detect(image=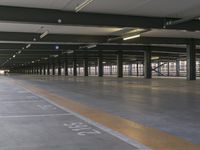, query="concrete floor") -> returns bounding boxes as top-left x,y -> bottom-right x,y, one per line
11,75 -> 200,143
0,76 -> 145,150
1,75 -> 200,149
